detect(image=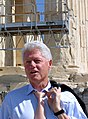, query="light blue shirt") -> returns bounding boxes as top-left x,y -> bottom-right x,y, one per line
0,82 -> 87,119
